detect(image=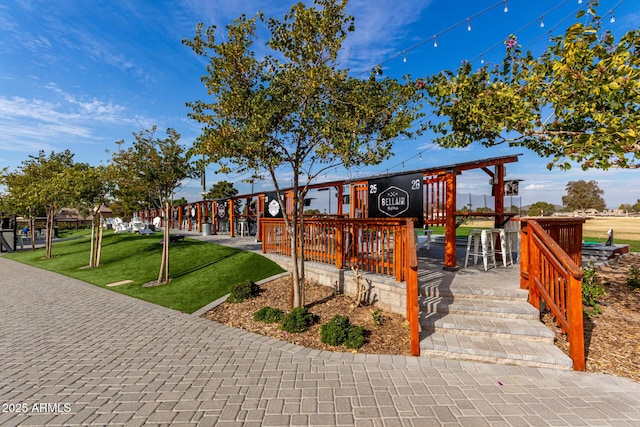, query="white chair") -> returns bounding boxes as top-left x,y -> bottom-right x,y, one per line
237,219 -> 249,237
464,229 -> 497,271
415,229 -> 433,251
492,228 -> 515,266
502,220 -> 521,264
